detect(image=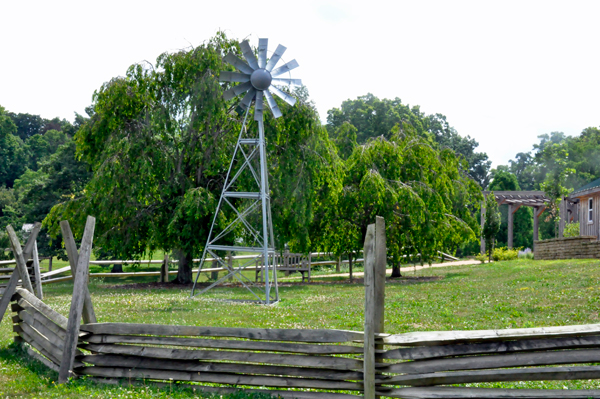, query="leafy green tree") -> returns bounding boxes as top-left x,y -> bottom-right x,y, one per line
539,145 -> 574,238
423,113 -> 491,188
330,121 -> 358,160
24,129 -> 69,170
483,192 -> 501,262
323,124 -> 482,278
0,106 -> 25,188
8,112 -> 77,140
46,33 -> 341,284
8,112 -> 45,140
326,93 -> 426,143
326,94 -> 491,188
